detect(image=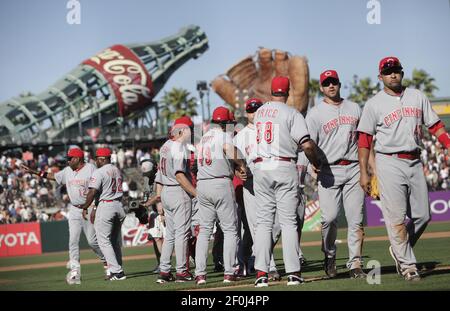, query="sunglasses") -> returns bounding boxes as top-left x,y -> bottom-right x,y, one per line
321,79 -> 339,87
381,67 -> 402,76
246,102 -> 262,113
